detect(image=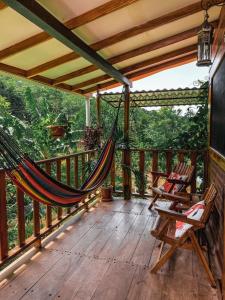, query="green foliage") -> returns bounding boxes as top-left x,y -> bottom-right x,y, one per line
0,73 -> 208,250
